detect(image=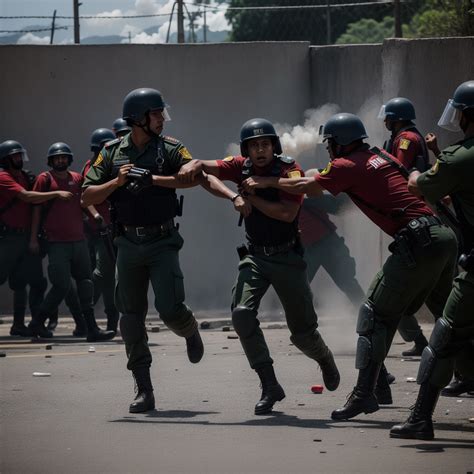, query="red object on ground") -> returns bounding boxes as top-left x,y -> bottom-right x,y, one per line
311,385 -> 324,394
